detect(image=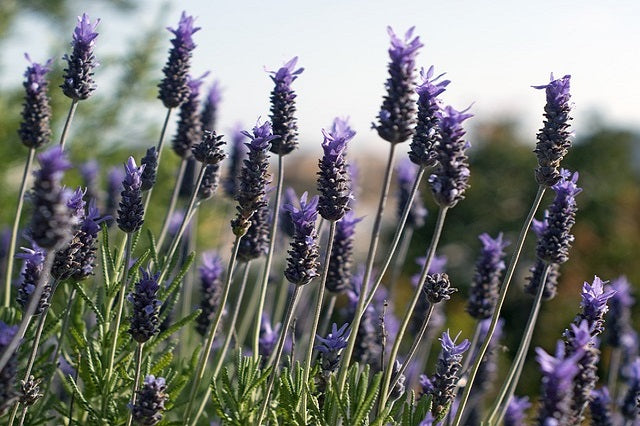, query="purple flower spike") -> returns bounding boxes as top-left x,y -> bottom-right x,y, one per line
16,245 -> 50,315
116,157 -> 145,233
201,80 -> 222,132
196,251 -> 224,336
237,194 -> 270,262
315,323 -> 350,374
268,57 -> 304,156
259,315 -> 281,362
373,27 -> 423,144
606,276 -> 635,348
536,169 -> 581,265
533,74 -> 572,186
61,13 -> 100,100
571,276 -> 615,336
589,387 -> 613,426
70,199 -> 104,280
318,117 -> 355,221
231,121 -> 274,236
409,66 -> 450,167
0,321 -> 19,407
19,54 -> 53,149
158,11 -> 200,108
223,124 -> 247,199
130,375 -> 168,425
396,159 -> 428,228
428,330 -> 470,420
326,211 -> 362,294
192,131 -> 226,166
284,192 -> 320,286
30,147 -> 74,249
621,358 -> 640,421
140,147 -> 158,192
428,105 -> 473,208
504,396 -> 531,426
173,73 -> 207,158
535,341 -> 583,425
424,273 -> 456,304
127,269 -> 161,343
